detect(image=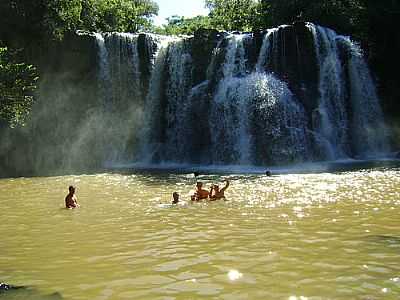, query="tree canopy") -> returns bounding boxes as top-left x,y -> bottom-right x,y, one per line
153,15 -> 212,35
0,0 -> 159,42
205,0 -> 262,31
81,0 -> 158,33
